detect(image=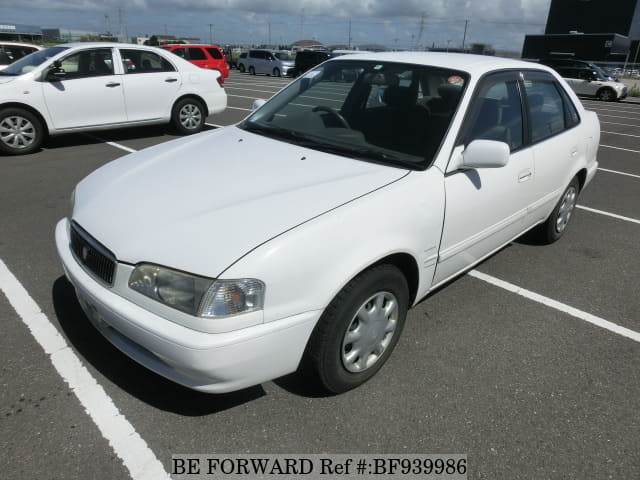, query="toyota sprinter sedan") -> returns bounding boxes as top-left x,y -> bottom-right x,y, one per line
56,53 -> 600,394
